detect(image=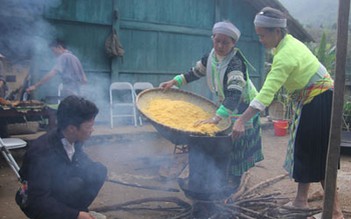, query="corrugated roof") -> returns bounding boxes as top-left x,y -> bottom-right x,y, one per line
244,0 -> 314,42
